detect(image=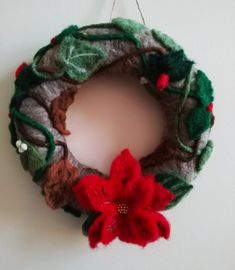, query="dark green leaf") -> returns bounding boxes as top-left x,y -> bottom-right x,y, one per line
155,173 -> 193,209
193,70 -> 214,106
82,212 -> 100,236
149,50 -> 193,82
186,106 -> 211,140
63,205 -> 82,218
